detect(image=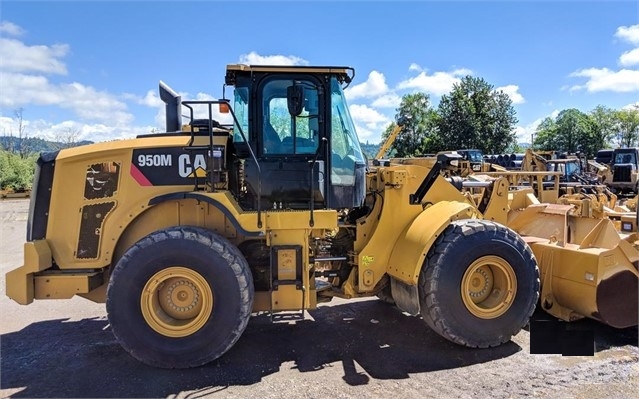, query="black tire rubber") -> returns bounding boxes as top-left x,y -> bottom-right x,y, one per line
106,226 -> 254,368
418,219 -> 539,348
